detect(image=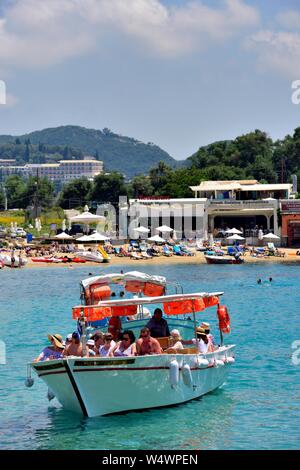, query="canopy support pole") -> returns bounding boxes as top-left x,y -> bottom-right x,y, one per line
80,308 -> 87,356
192,300 -> 197,339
